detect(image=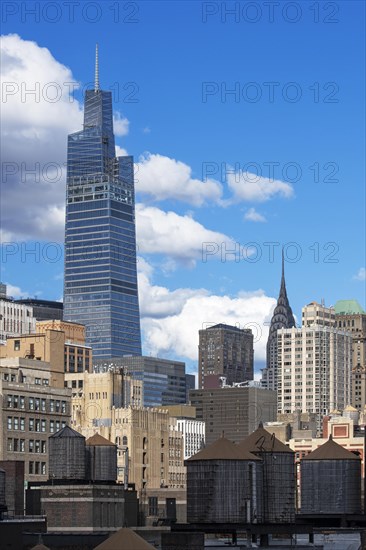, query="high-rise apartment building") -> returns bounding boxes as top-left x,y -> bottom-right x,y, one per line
262,252 -> 296,390
63,46 -> 141,358
335,300 -> 366,410
276,325 -> 352,434
198,323 -> 254,389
